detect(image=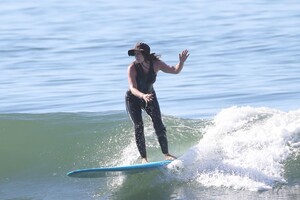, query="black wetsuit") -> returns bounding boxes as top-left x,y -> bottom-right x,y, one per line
125,61 -> 168,158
